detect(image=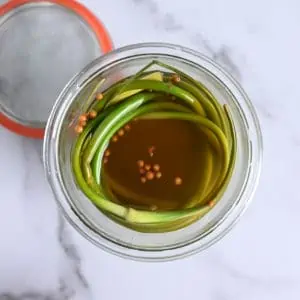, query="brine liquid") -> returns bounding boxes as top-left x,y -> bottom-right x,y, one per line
103,117 -> 220,211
